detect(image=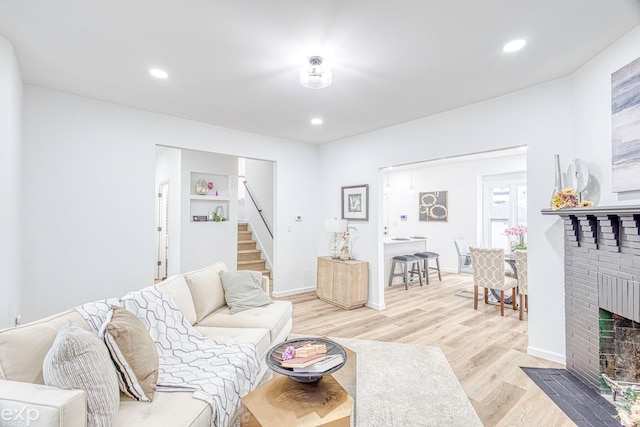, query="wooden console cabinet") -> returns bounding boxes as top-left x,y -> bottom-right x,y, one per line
316,257 -> 369,310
